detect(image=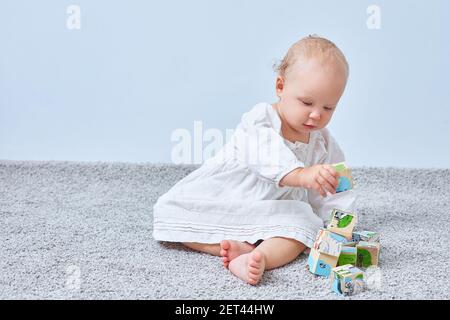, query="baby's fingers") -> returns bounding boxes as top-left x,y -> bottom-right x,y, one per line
323,165 -> 338,179
315,176 -> 332,197
316,175 -> 334,196
314,181 -> 327,198
319,170 -> 338,192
